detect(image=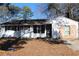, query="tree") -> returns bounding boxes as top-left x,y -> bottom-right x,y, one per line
0,3 -> 10,23
39,4 -> 65,19
0,4 -> 33,23
21,6 -> 33,20
0,3 -> 21,23
39,3 -> 79,21
6,4 -> 20,20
